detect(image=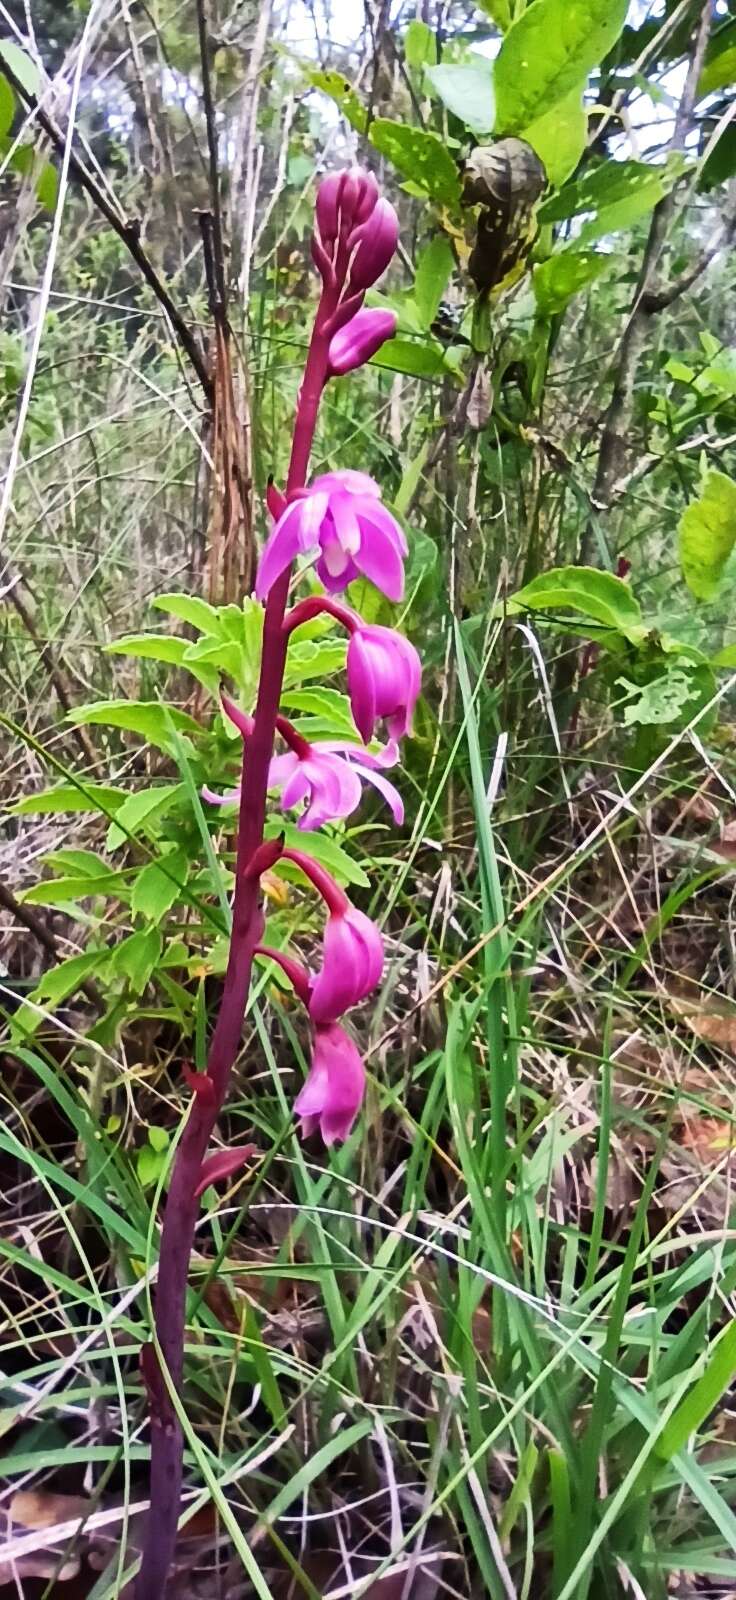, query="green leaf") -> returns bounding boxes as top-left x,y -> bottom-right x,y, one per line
699,22 -> 736,99
282,639 -> 347,688
477,0 -> 511,28
0,41 -> 40,97
679,469 -> 736,601
137,1144 -> 167,1188
106,633 -> 191,666
269,822 -> 369,889
574,159 -> 685,246
35,951 -> 109,1005
21,871 -> 126,907
106,784 -> 184,851
413,236 -> 455,331
151,592 -> 220,633
522,89 -> 587,188
507,566 -> 646,643
0,73 -> 14,138
657,1322 -> 736,1462
131,847 -> 189,922
425,61 -> 495,135
494,0 -> 629,134
36,161 -> 57,212
67,700 -> 201,752
368,120 -> 461,207
369,336 -> 449,380
700,123 -> 736,192
7,782 -> 126,816
405,19 -> 437,69
395,440 -> 430,517
43,848 -> 114,878
112,928 -> 163,995
305,67 -> 367,133
148,1124 -> 169,1153
533,249 -> 607,314
617,670 -> 700,728
540,158 -> 665,224
280,686 -> 357,738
